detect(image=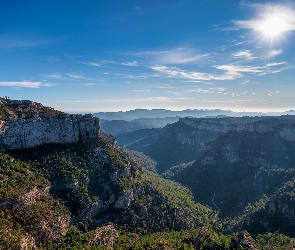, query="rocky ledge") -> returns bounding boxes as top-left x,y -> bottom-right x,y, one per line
0,99 -> 100,150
